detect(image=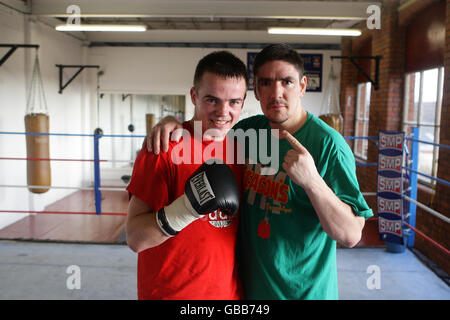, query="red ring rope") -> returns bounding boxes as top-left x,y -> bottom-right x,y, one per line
404,222 -> 450,256
0,157 -> 107,162
1,214 -> 447,255
368,217 -> 449,256
0,210 -> 126,216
